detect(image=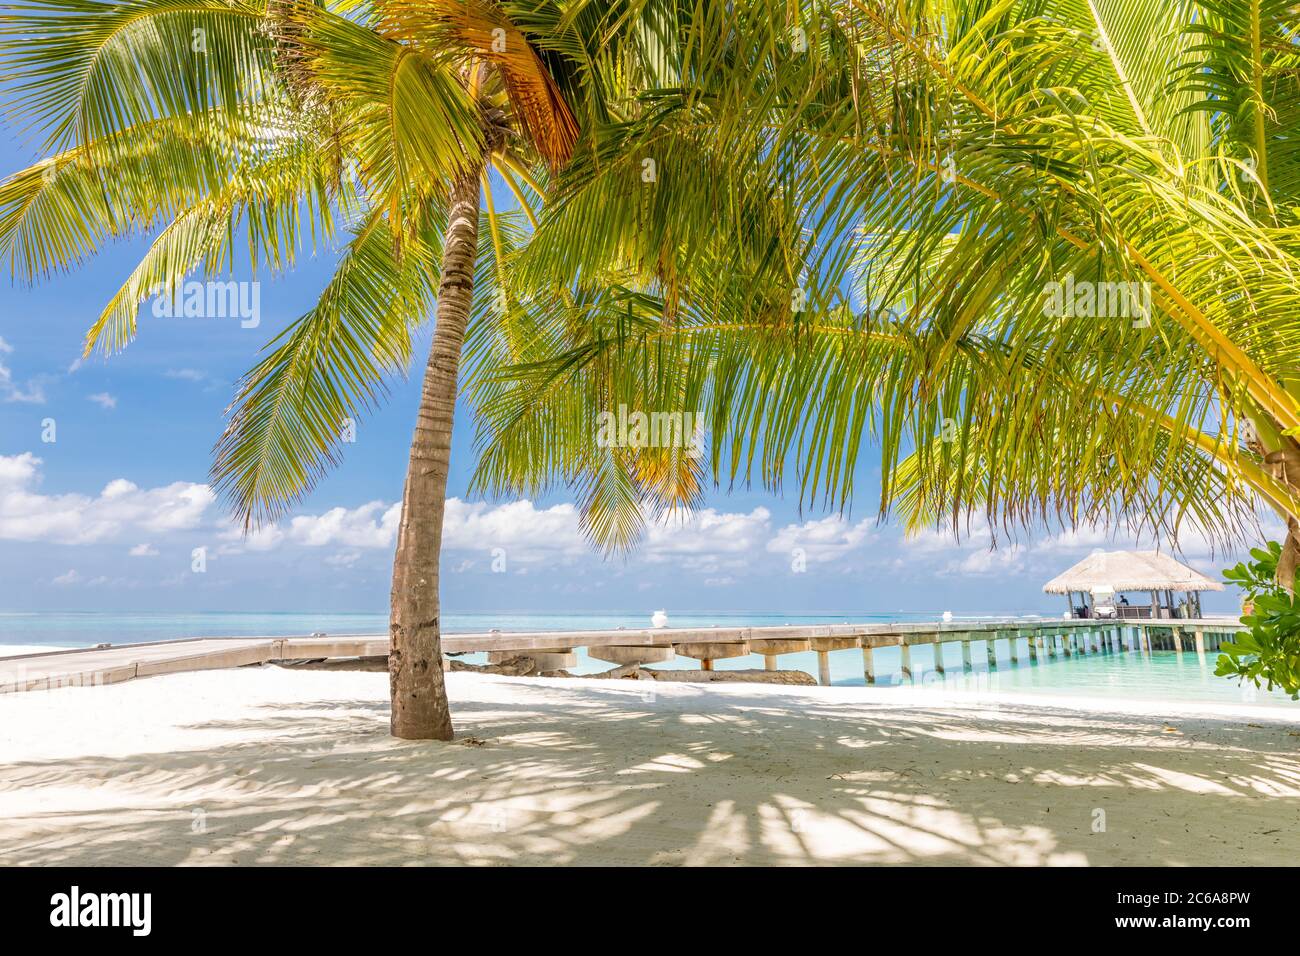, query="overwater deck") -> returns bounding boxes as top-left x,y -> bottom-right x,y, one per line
0,617 -> 1244,694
